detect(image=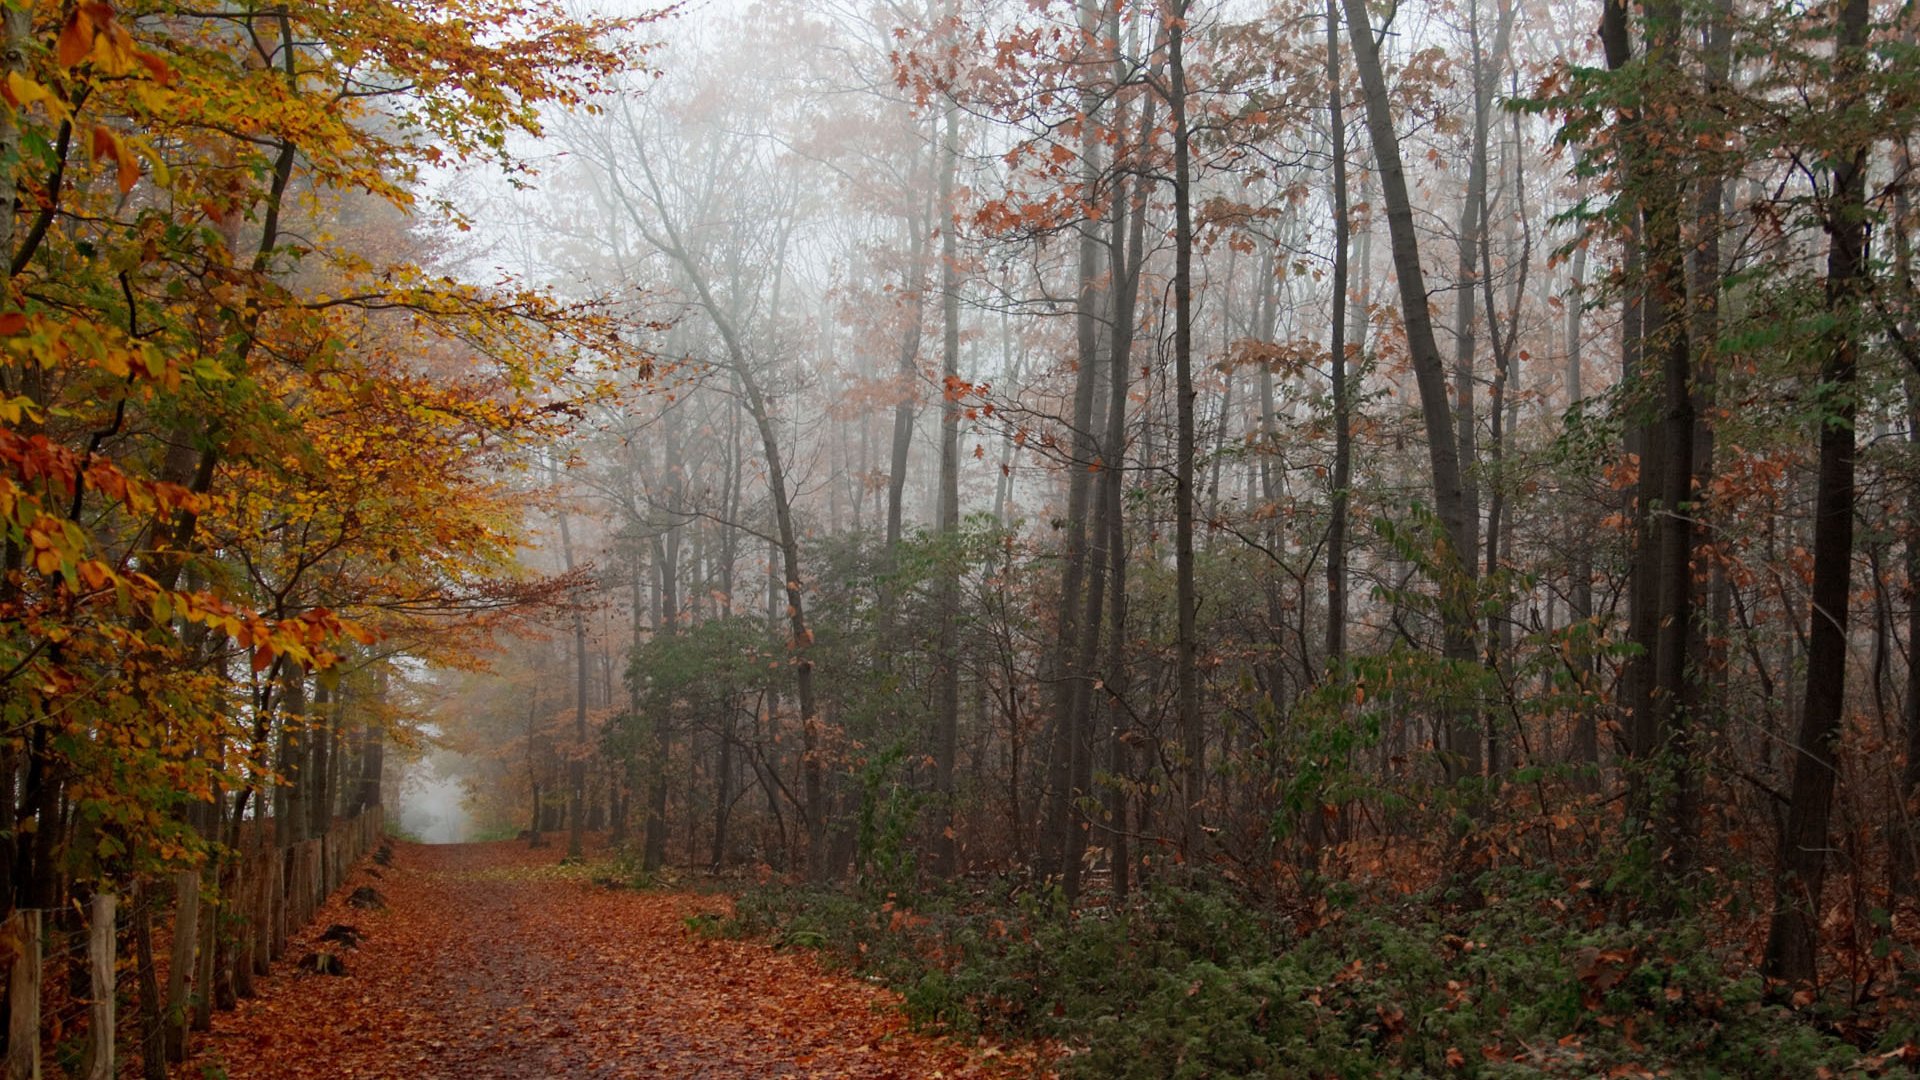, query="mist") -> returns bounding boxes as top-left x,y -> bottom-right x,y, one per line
3,0 -> 1901,1068
424,0 -> 1595,874
412,0 -> 1628,864
397,752 -> 478,845
407,0 -> 1893,1011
